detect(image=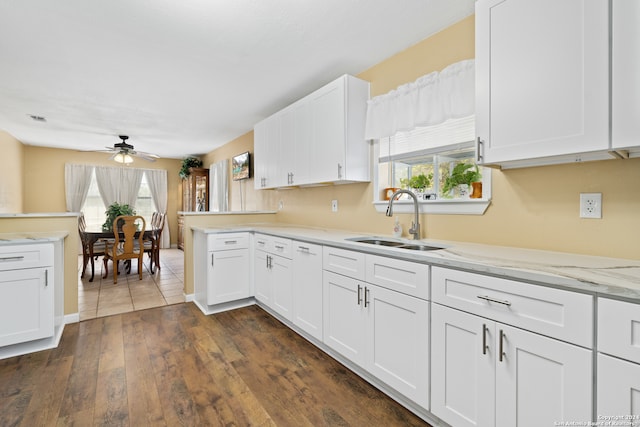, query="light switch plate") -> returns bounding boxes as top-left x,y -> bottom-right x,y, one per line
580,193 -> 602,219
331,200 -> 338,212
